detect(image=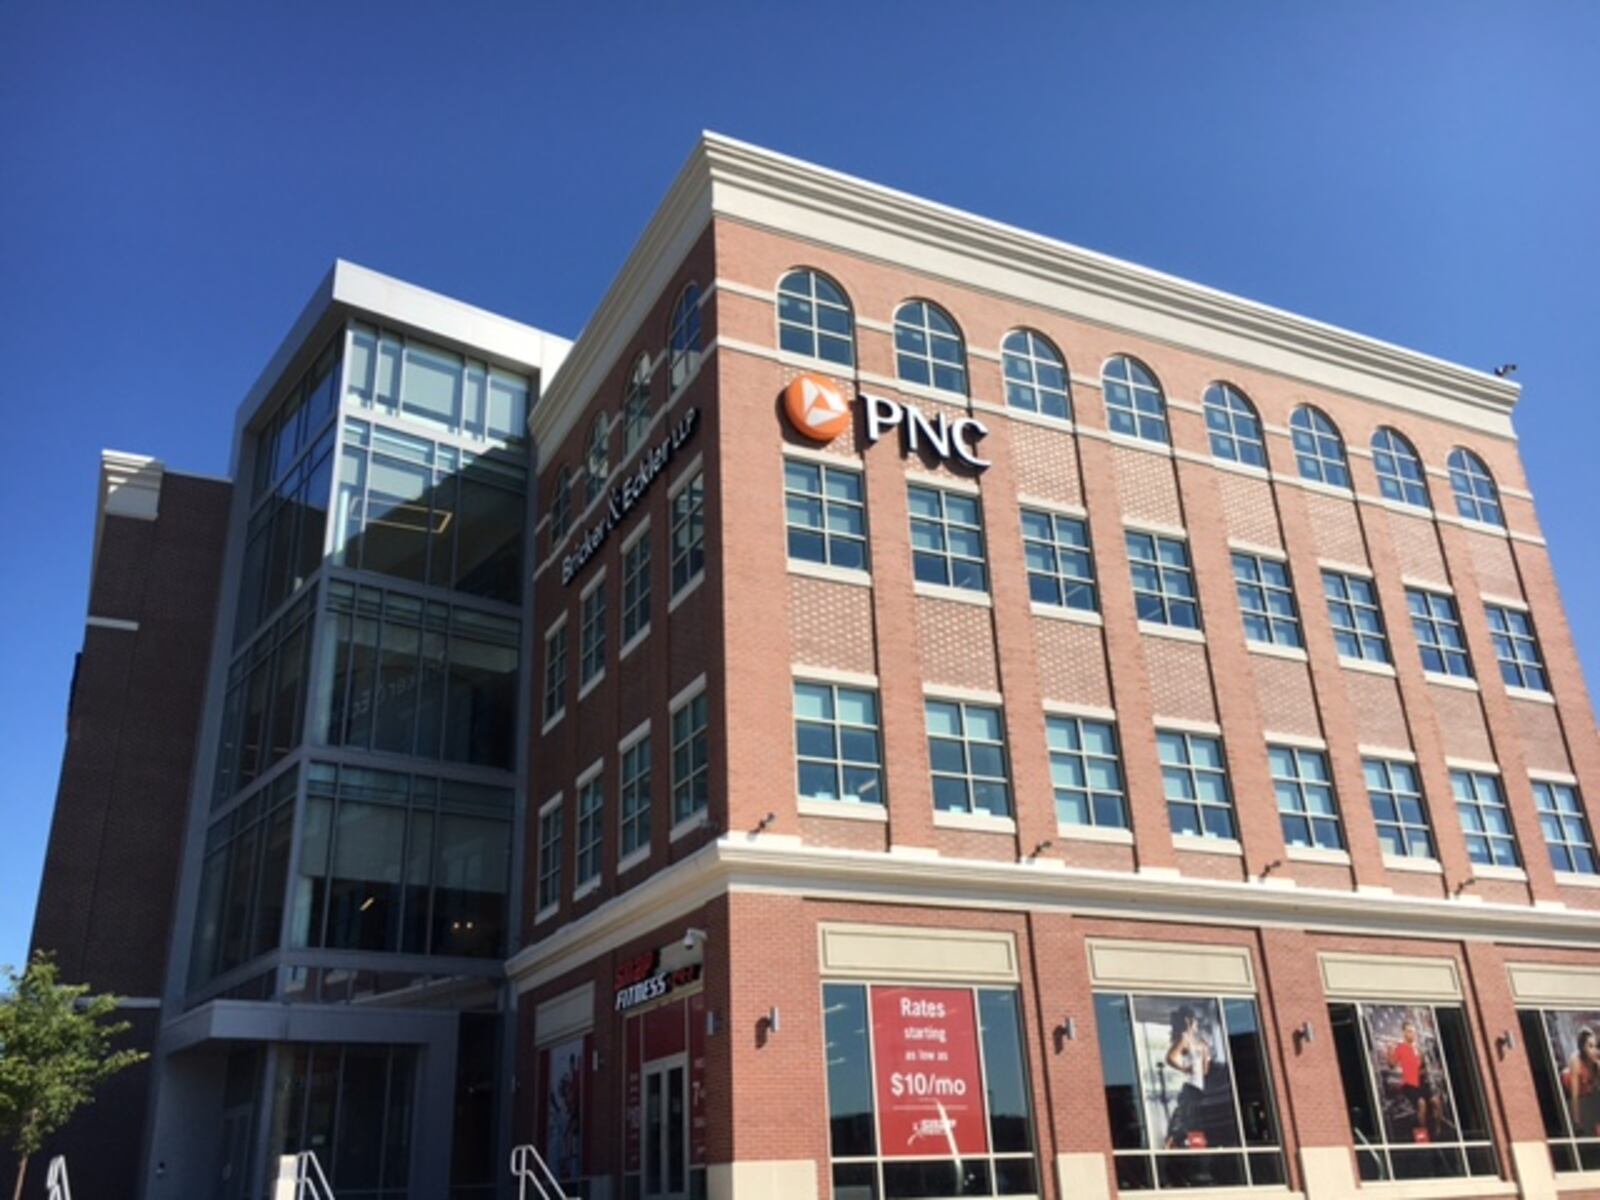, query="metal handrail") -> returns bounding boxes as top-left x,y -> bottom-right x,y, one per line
296,1150 -> 337,1199
509,1143 -> 569,1200
46,1156 -> 71,1200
